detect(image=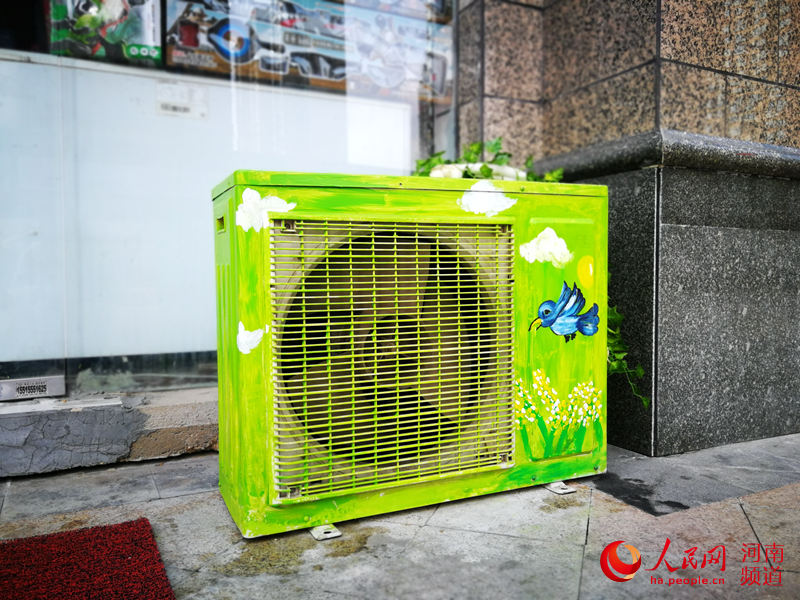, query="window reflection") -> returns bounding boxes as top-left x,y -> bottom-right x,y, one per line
0,1 -> 455,395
